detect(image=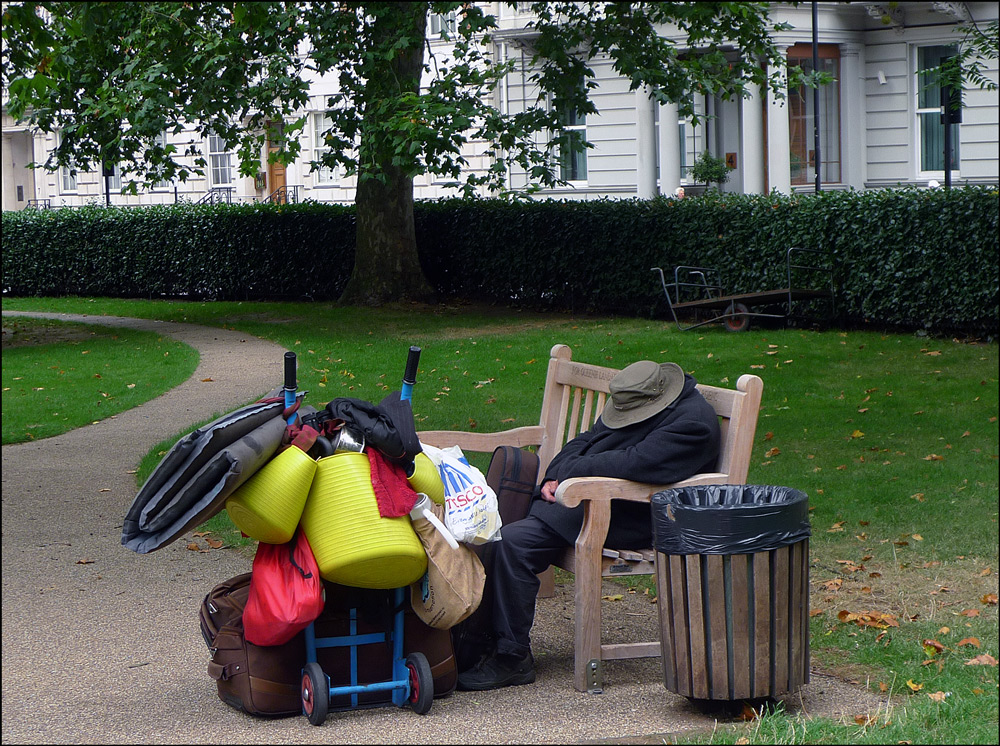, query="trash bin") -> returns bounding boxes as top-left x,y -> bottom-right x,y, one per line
651,485 -> 811,701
